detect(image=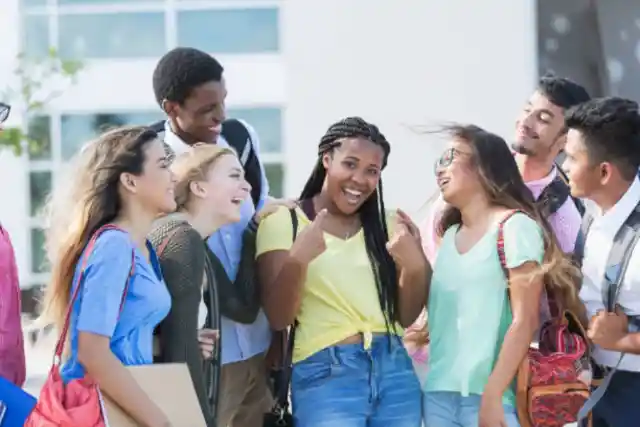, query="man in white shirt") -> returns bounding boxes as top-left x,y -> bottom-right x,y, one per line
563,96 -> 640,426
152,47 -> 274,427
